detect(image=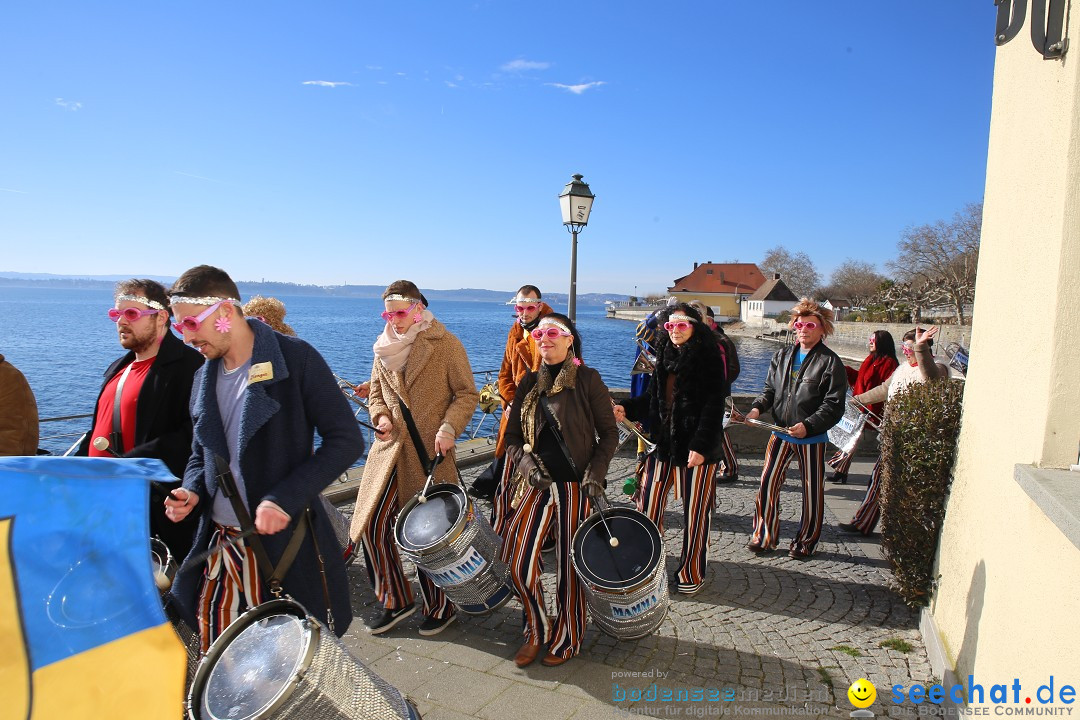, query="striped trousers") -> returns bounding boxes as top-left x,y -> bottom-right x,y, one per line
719,431 -> 739,477
849,457 -> 883,534
635,454 -> 718,588
827,448 -> 853,477
750,435 -> 826,555
196,524 -> 266,653
490,455 -> 516,539
501,481 -> 590,660
360,472 -> 454,620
